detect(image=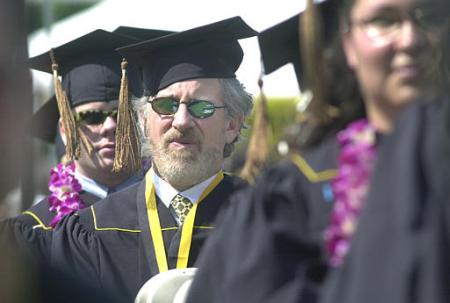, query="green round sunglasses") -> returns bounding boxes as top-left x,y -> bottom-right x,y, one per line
148,97 -> 227,119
